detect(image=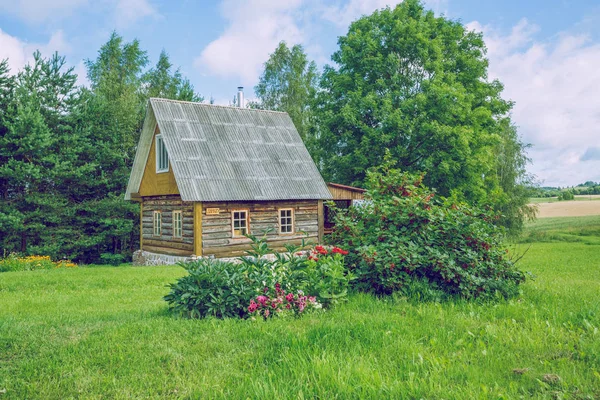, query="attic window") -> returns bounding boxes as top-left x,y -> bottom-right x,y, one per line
156,134 -> 169,173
